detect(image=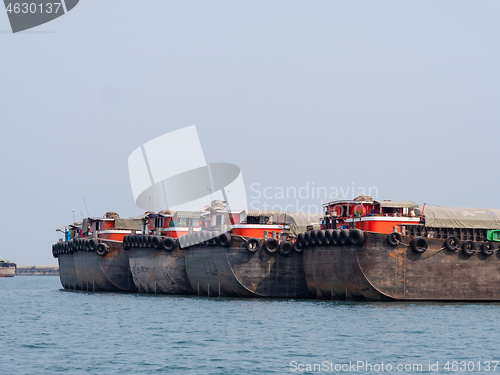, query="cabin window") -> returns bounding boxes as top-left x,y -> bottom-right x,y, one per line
247,216 -> 258,224
341,206 -> 348,217
216,215 -> 222,226
95,221 -> 100,231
